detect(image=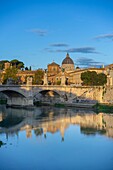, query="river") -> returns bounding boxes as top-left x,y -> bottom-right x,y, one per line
0,105 -> 113,170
